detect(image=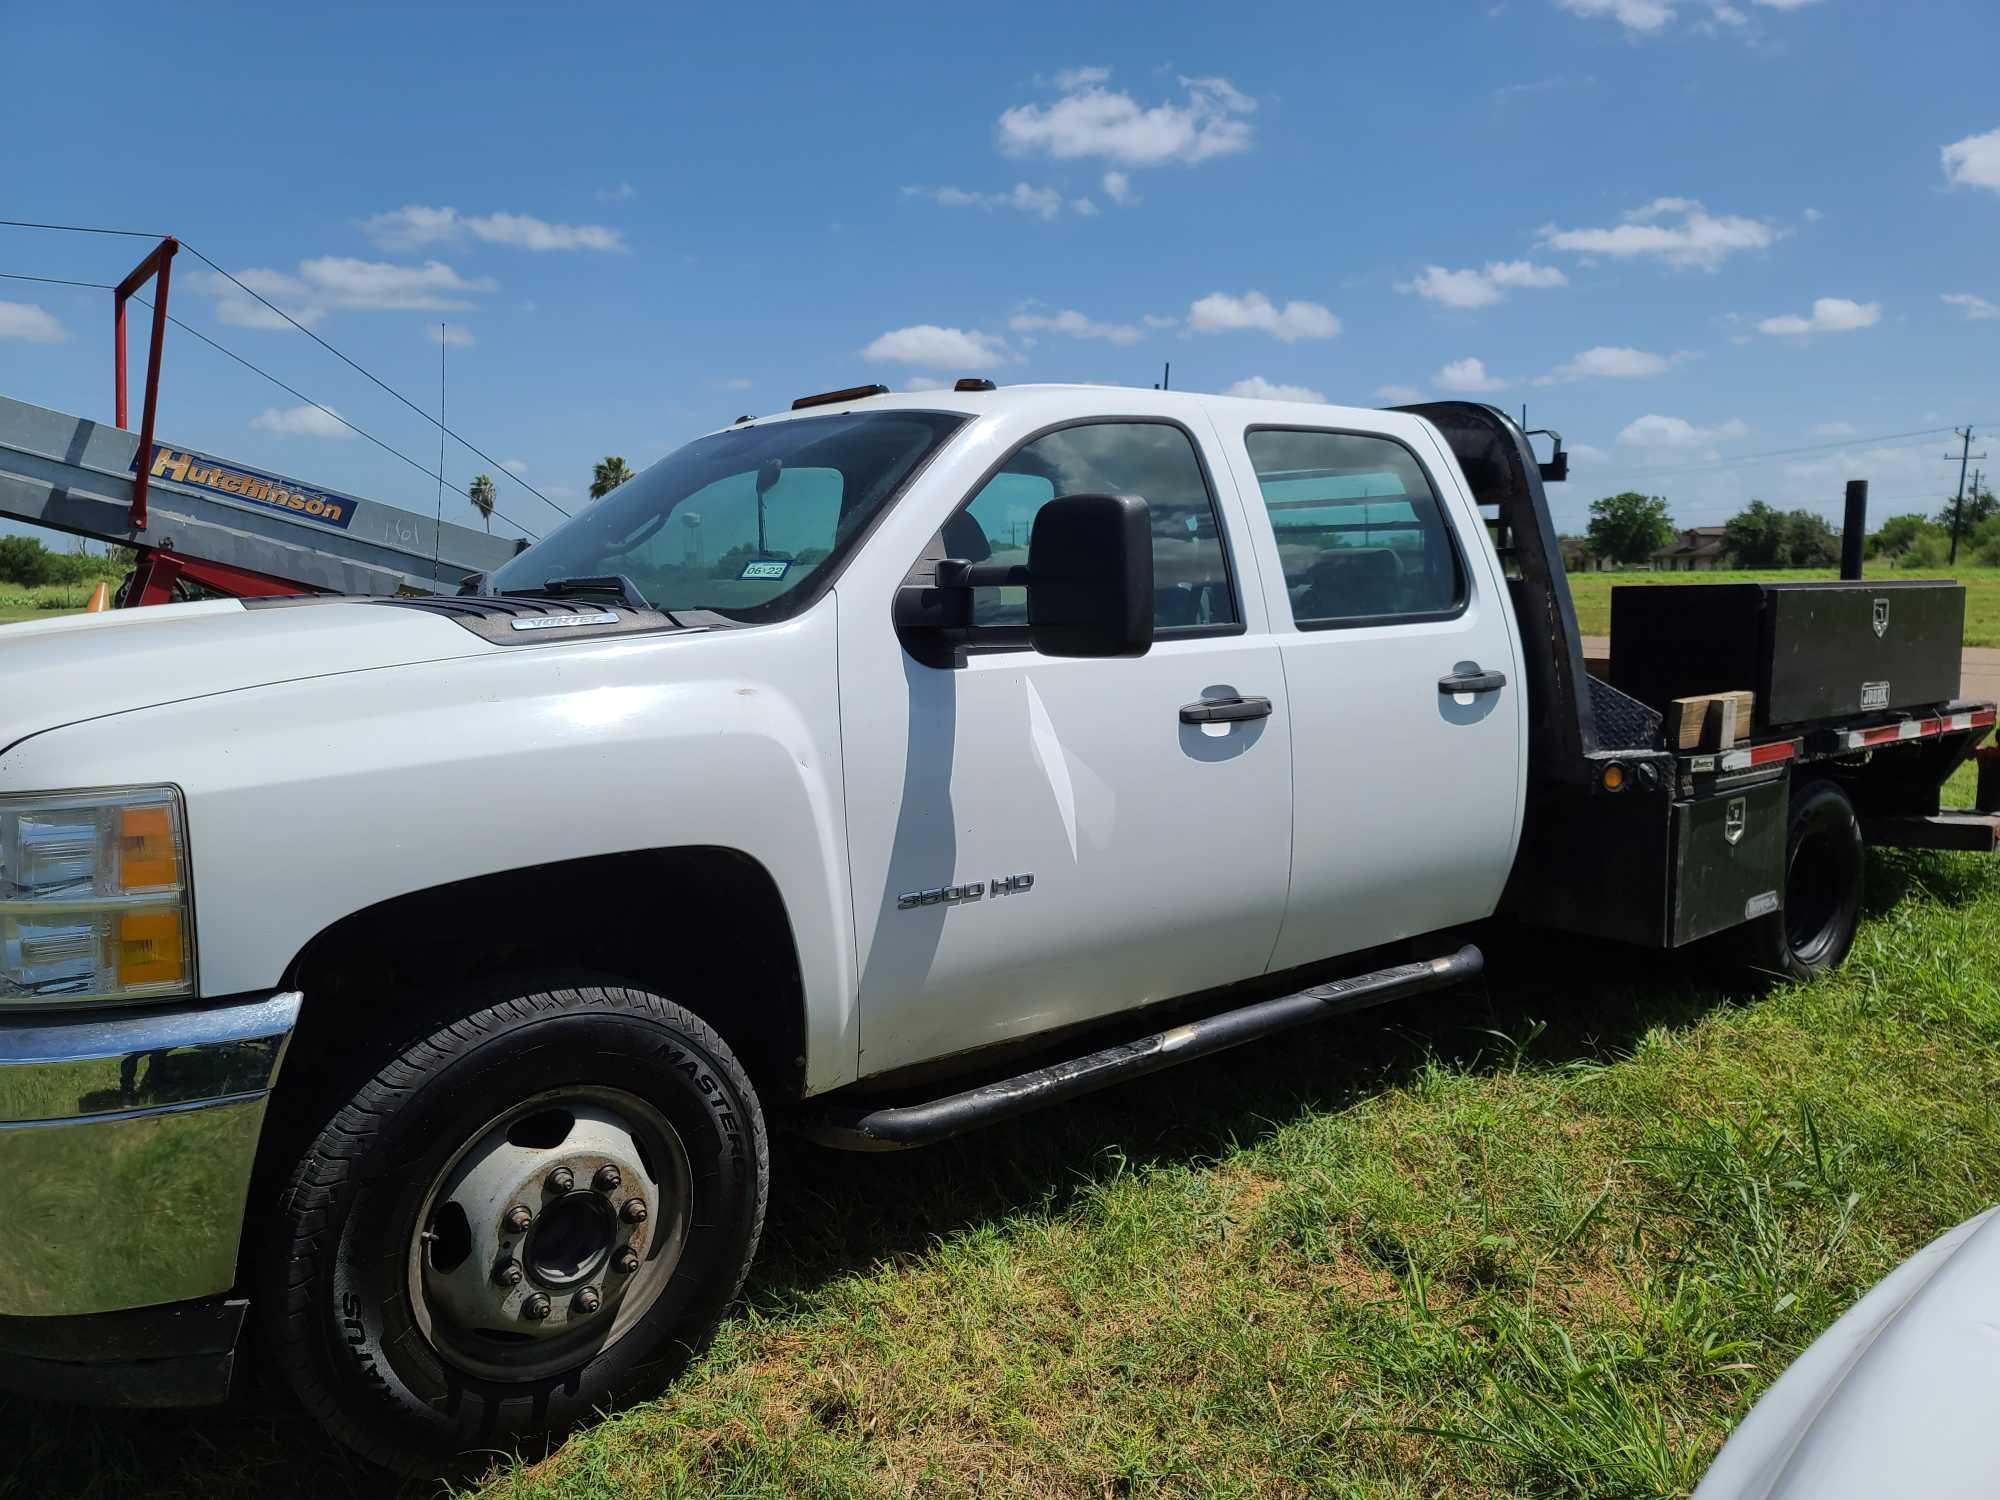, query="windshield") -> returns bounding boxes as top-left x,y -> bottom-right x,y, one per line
488,410 -> 966,621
